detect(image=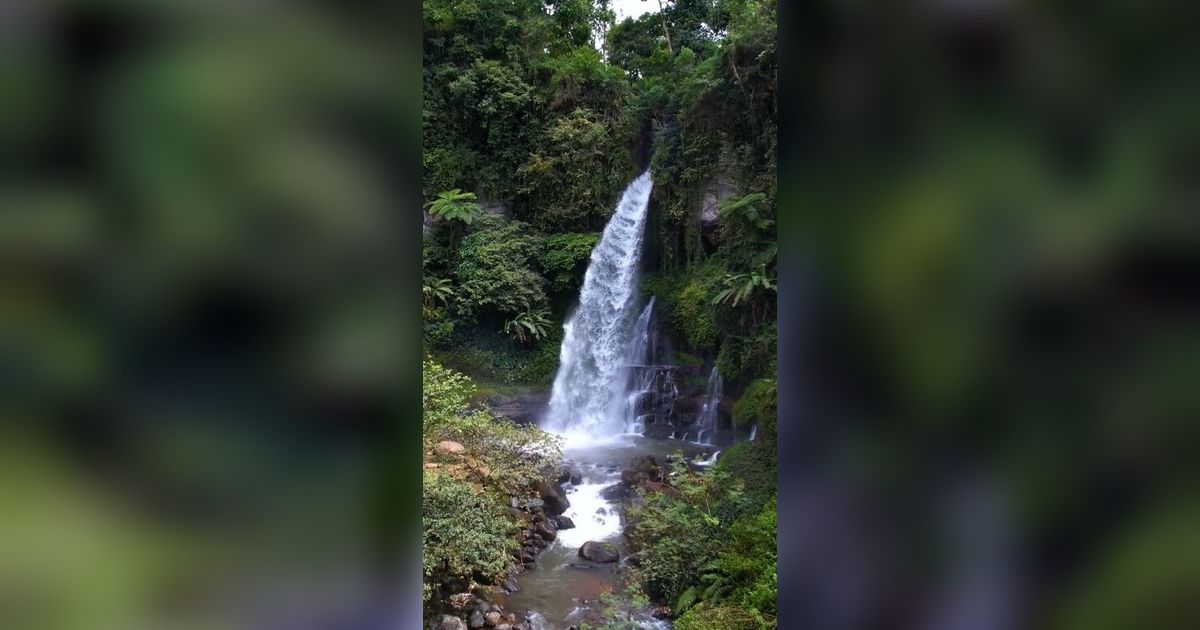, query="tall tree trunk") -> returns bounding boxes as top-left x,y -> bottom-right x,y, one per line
656,0 -> 674,55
